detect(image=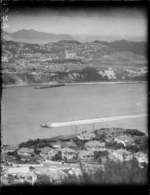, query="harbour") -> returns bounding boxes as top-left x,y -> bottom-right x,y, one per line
1,83 -> 147,144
